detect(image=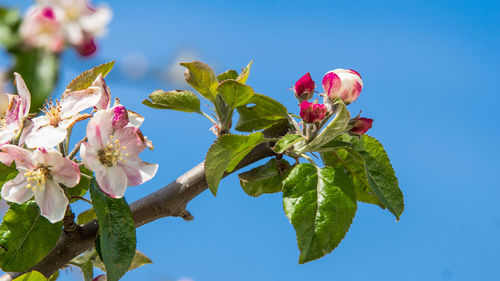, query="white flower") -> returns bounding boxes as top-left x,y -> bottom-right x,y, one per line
20,6 -> 65,52
80,105 -> 158,198
25,86 -> 101,148
0,145 -> 80,223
